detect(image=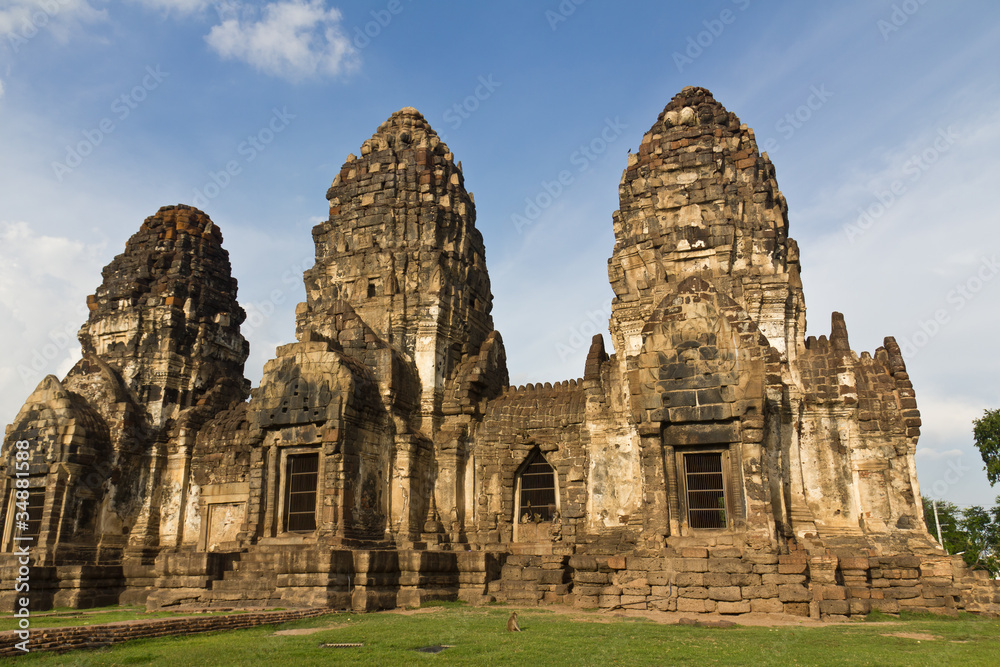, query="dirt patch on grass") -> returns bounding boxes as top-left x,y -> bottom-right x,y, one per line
274,625 -> 347,636
881,632 -> 941,641
485,604 -> 834,628
383,606 -> 445,616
